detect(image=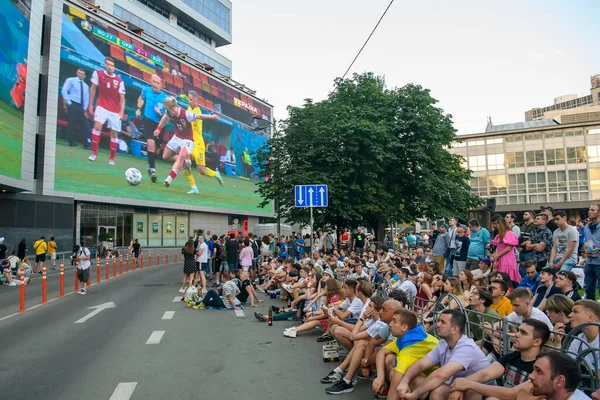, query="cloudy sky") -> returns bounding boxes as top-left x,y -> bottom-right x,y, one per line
219,0 -> 599,135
